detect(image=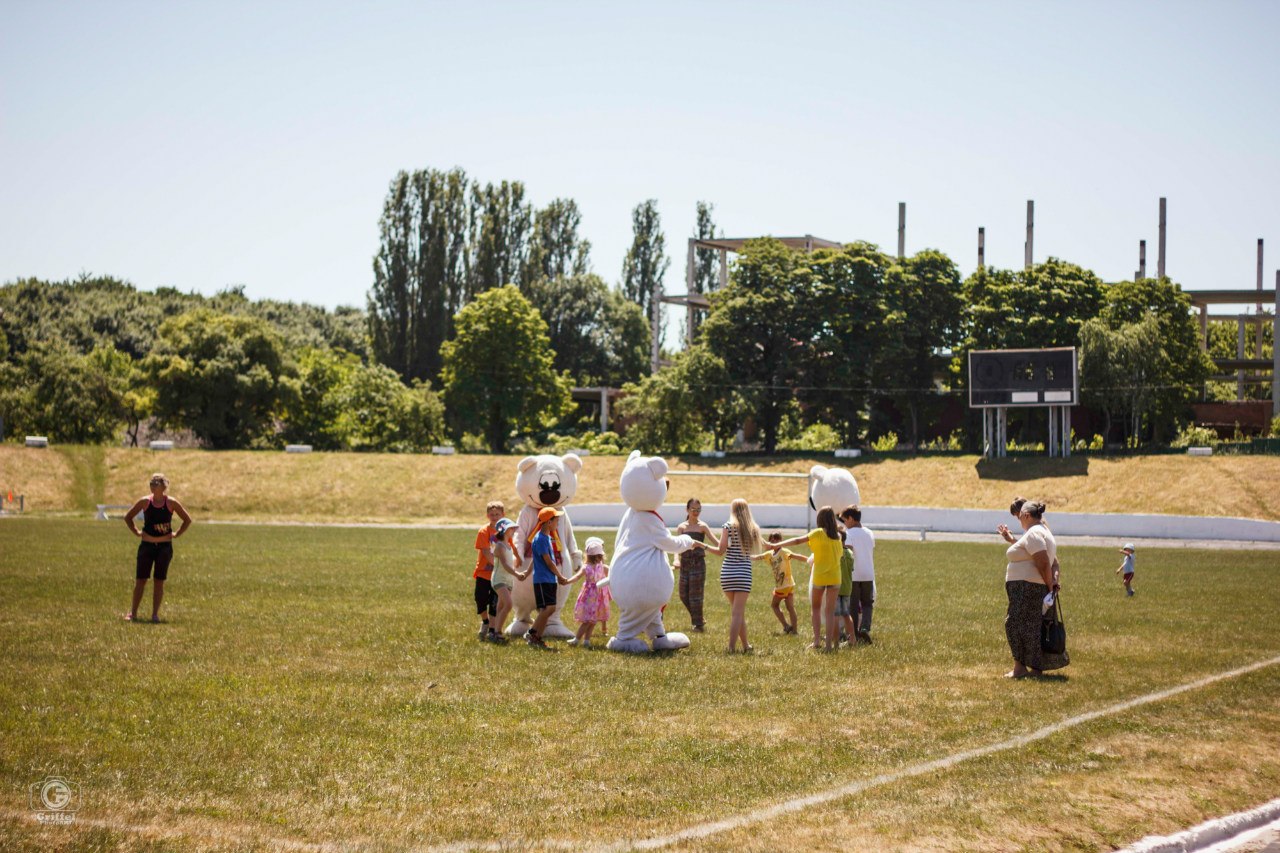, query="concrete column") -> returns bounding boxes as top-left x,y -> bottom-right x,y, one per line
1258,239 -> 1265,360
1048,406 -> 1057,457
686,238 -> 695,293
1025,200 -> 1034,269
1238,315 -> 1247,400
718,249 -> 728,289
1274,271 -> 1279,417
1139,240 -> 1147,279
600,388 -> 610,433
978,227 -> 985,271
1062,406 -> 1072,458
1157,197 -> 1167,279
1199,304 -> 1208,351
897,203 -> 906,260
